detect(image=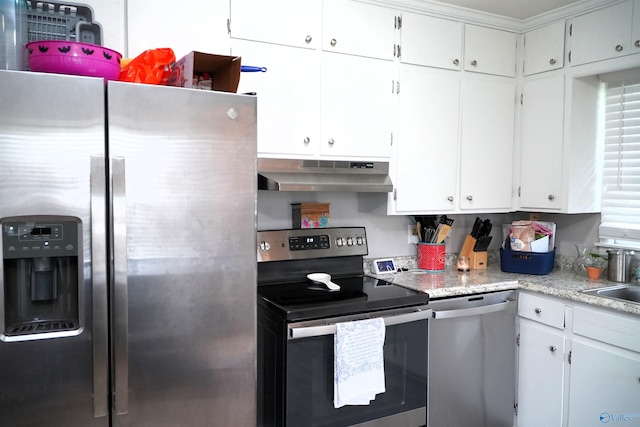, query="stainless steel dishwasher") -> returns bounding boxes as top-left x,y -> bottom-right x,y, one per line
427,290 -> 517,427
